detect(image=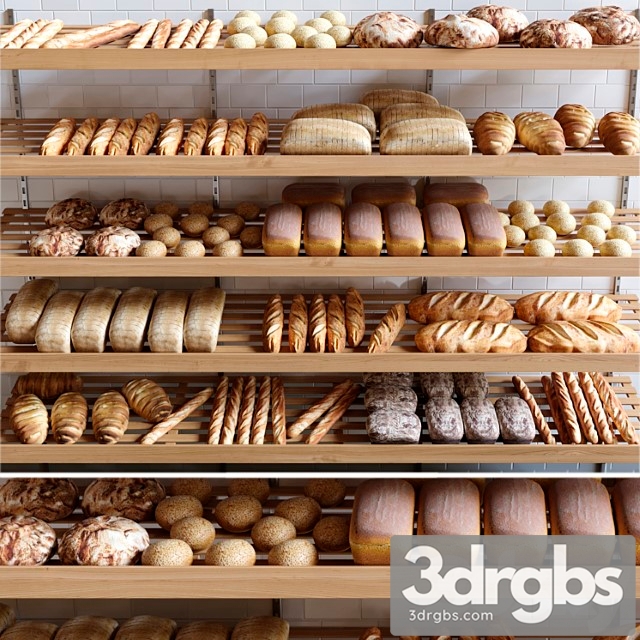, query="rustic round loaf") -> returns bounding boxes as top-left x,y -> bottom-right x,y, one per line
99,198 -> 149,229
85,226 -> 141,257
0,478 -> 79,522
45,198 -> 97,230
570,6 -> 640,45
353,12 -> 424,48
29,225 -> 84,257
58,515 -> 149,565
520,19 -> 592,48
466,4 -> 529,42
426,14 -> 499,48
82,478 -> 166,522
0,516 -> 56,565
